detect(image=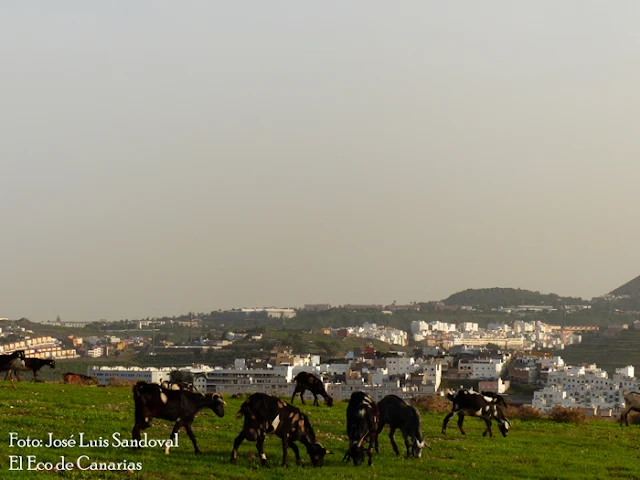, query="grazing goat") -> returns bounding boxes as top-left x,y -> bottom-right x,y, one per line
160,380 -> 199,393
0,350 -> 26,389
344,391 -> 379,466
6,358 -> 55,382
63,372 -> 99,385
620,390 -> 640,426
132,381 -> 225,454
231,393 -> 330,467
442,389 -> 511,438
291,372 -> 334,406
375,395 -> 429,457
